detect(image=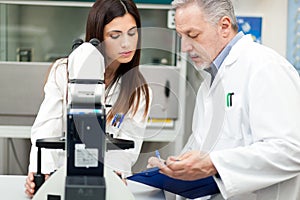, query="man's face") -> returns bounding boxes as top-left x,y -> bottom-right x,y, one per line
175,3 -> 224,70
